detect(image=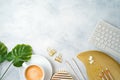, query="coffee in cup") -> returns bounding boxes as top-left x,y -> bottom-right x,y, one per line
25,65 -> 44,80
